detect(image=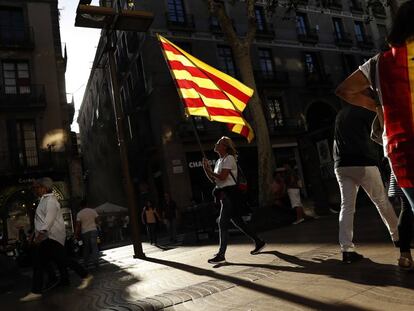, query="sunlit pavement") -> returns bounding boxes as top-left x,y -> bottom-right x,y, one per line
2,204 -> 414,311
